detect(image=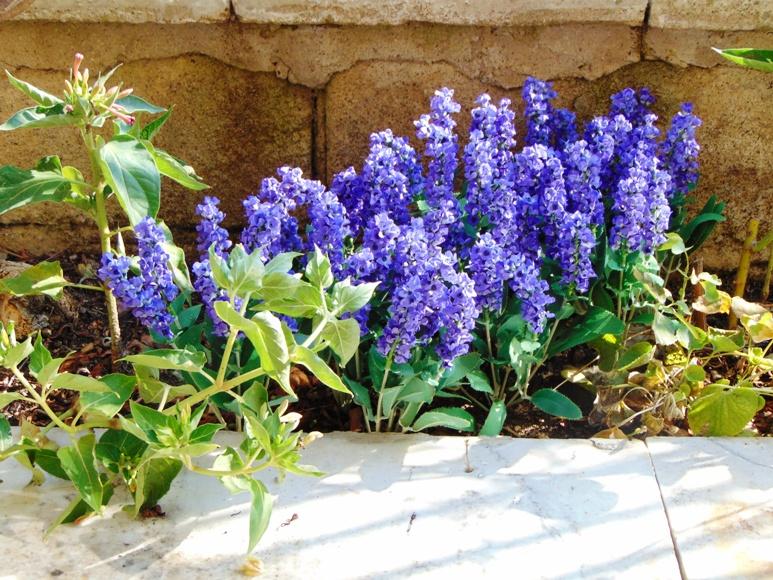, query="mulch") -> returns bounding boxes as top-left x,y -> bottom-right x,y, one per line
1,254 -> 770,438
